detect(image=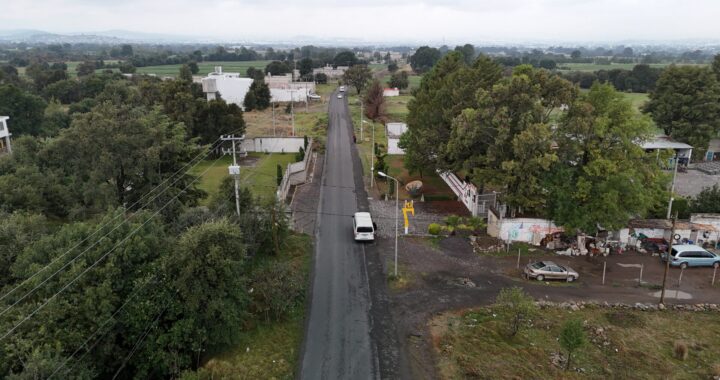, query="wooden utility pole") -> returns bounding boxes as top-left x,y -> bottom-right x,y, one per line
659,215 -> 677,305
